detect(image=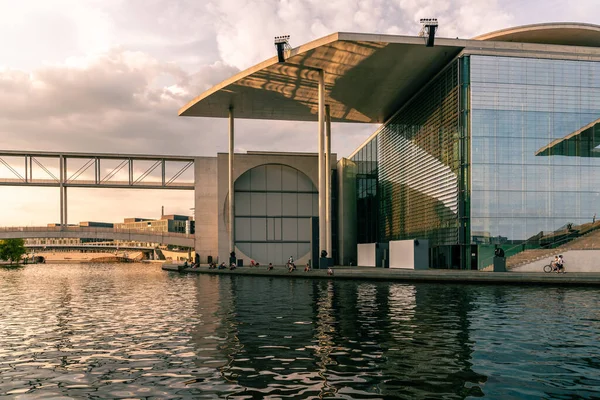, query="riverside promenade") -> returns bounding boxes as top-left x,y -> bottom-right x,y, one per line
162,264 -> 600,286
